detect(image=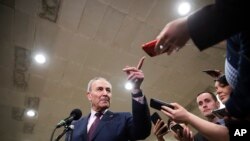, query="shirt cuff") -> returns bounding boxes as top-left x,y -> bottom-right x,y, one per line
131,90 -> 145,104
